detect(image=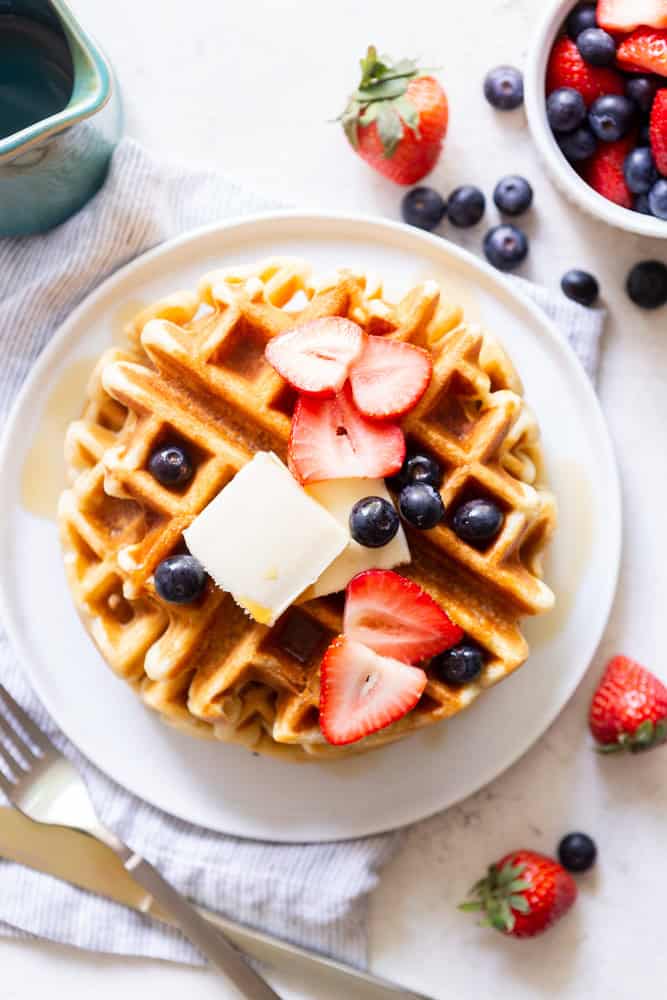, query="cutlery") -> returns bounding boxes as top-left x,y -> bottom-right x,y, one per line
0,807 -> 433,1000
0,683 -> 280,999
0,688 -> 434,999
